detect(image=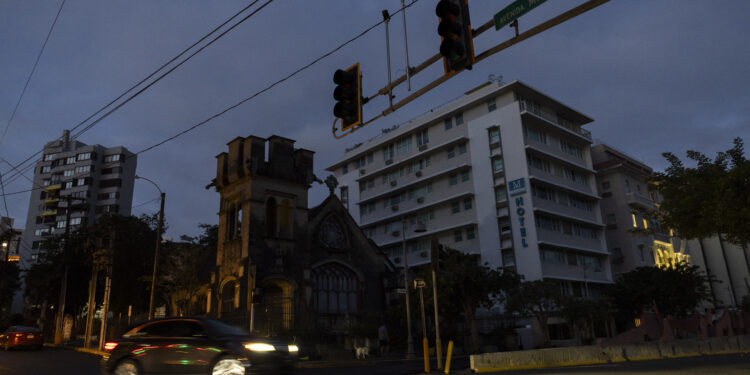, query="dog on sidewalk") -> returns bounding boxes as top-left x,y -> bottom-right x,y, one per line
354,345 -> 370,359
